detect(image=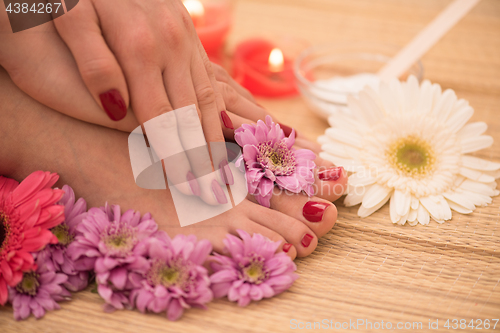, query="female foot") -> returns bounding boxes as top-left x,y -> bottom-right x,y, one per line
0,67 -> 345,259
